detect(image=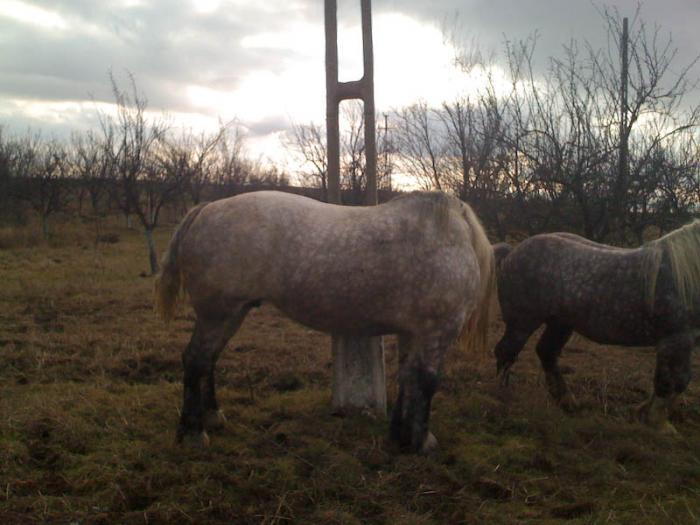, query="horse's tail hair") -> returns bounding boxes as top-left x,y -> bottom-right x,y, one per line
458,203 -> 497,355
492,242 -> 512,272
154,202 -> 208,323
